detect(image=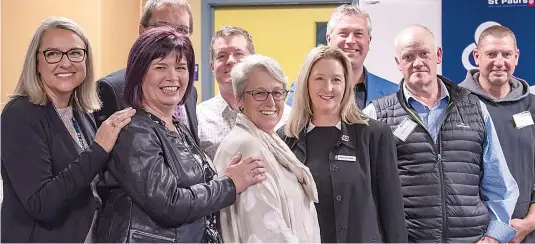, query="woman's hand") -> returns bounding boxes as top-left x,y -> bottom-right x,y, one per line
95,107 -> 136,152
224,152 -> 267,194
